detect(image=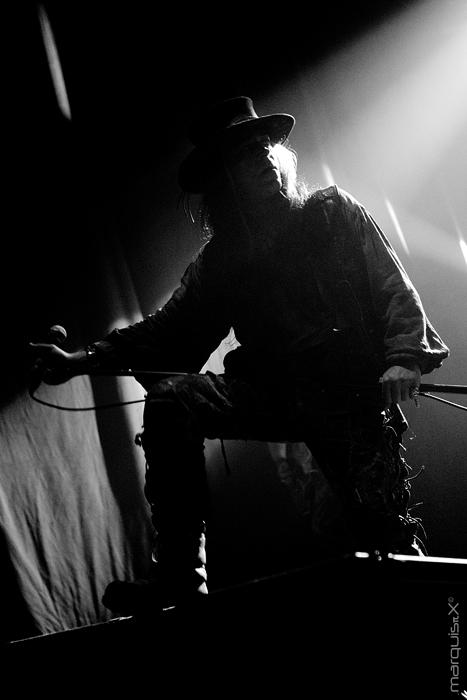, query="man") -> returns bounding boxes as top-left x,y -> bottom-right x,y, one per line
31,96 -> 449,614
